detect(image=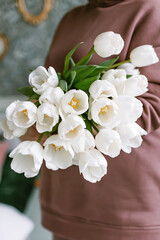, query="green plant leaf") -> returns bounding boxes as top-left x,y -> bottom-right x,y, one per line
84,118 -> 93,135
99,57 -> 119,67
59,80 -> 68,92
127,74 -> 132,78
73,65 -> 99,83
17,87 -> 35,97
63,42 -> 83,75
87,66 -> 108,77
29,93 -> 40,101
73,75 -> 100,91
68,71 -> 76,89
76,46 -> 95,66
70,57 -> 75,68
88,58 -> 119,77
51,123 -> 59,133
45,132 -> 50,138
57,72 -> 62,81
